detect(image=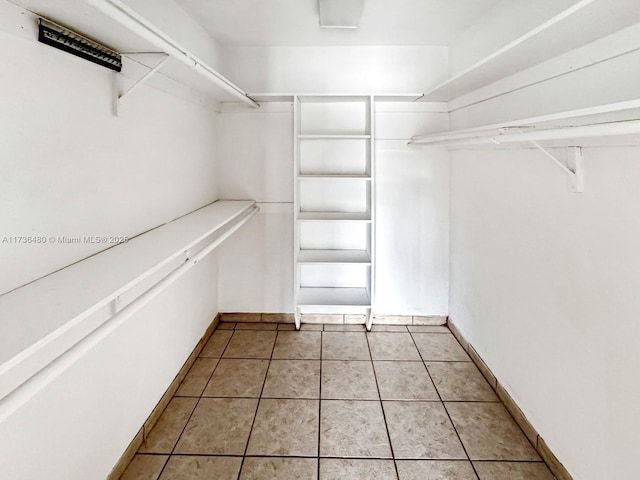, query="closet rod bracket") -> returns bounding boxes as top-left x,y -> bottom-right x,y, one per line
530,142 -> 583,193
113,53 -> 169,116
